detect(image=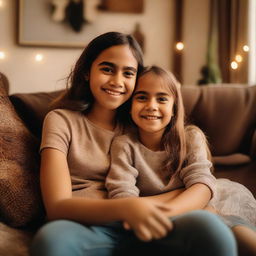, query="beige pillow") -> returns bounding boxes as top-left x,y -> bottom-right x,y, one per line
0,75 -> 44,227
